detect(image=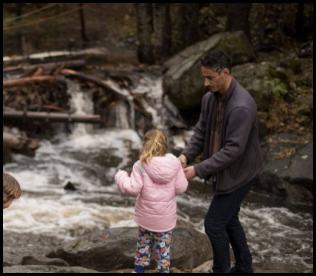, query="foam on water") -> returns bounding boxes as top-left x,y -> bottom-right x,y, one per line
3,196 -> 136,240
